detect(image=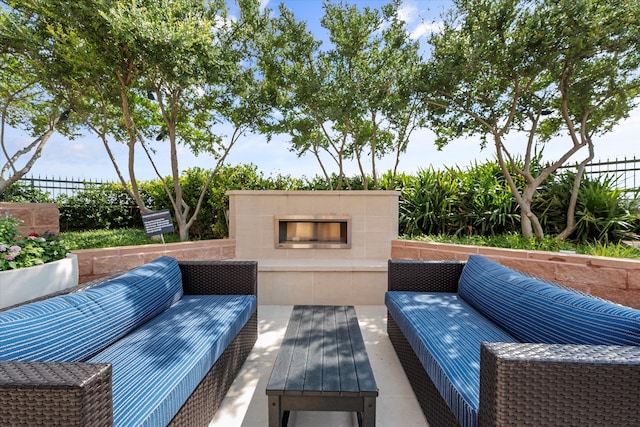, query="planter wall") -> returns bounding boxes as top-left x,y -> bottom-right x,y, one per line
0,202 -> 60,235
391,240 -> 640,310
73,239 -> 236,283
0,253 -> 78,309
